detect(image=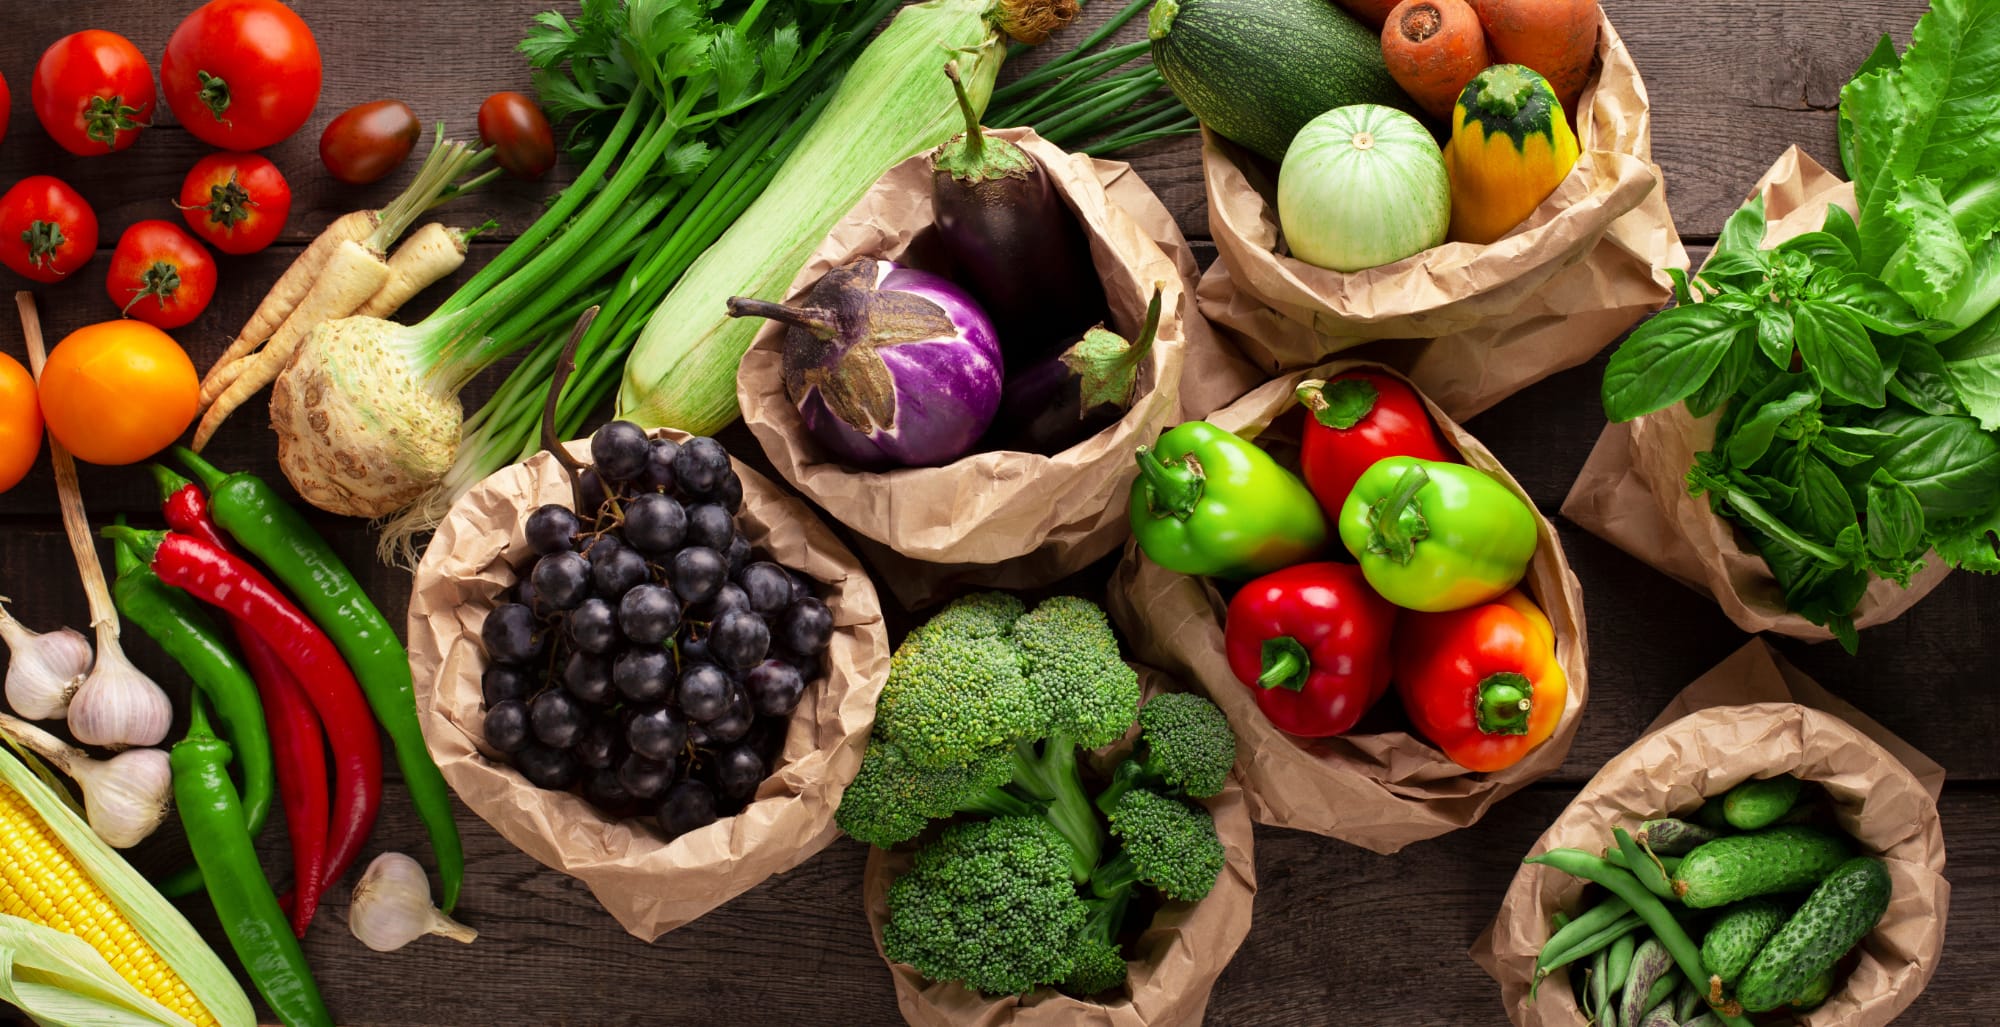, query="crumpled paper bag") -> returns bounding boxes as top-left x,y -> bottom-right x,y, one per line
1106,360 -> 1588,853
1562,146 -> 1952,641
861,668 -> 1258,1026
1195,11 -> 1688,420
406,431 -> 891,940
739,128 -> 1262,611
1471,639 -> 1949,1026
